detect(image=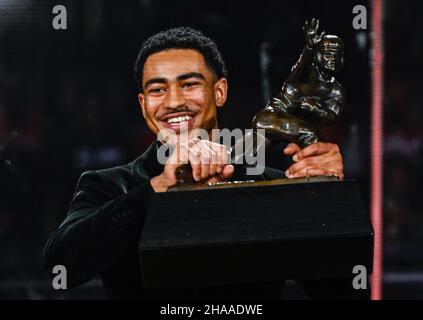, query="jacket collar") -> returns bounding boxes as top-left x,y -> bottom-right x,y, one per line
133,140 -> 164,181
